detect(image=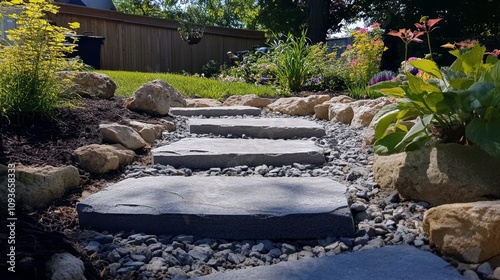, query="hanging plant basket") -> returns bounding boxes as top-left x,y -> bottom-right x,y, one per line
178,21 -> 204,45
